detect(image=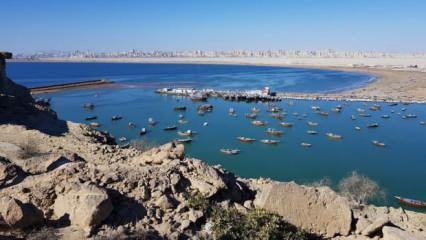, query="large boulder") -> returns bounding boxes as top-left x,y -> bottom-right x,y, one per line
53,183 -> 113,232
253,181 -> 352,238
184,159 -> 227,197
13,153 -> 72,175
134,142 -> 184,165
382,226 -> 425,240
0,196 -> 44,229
